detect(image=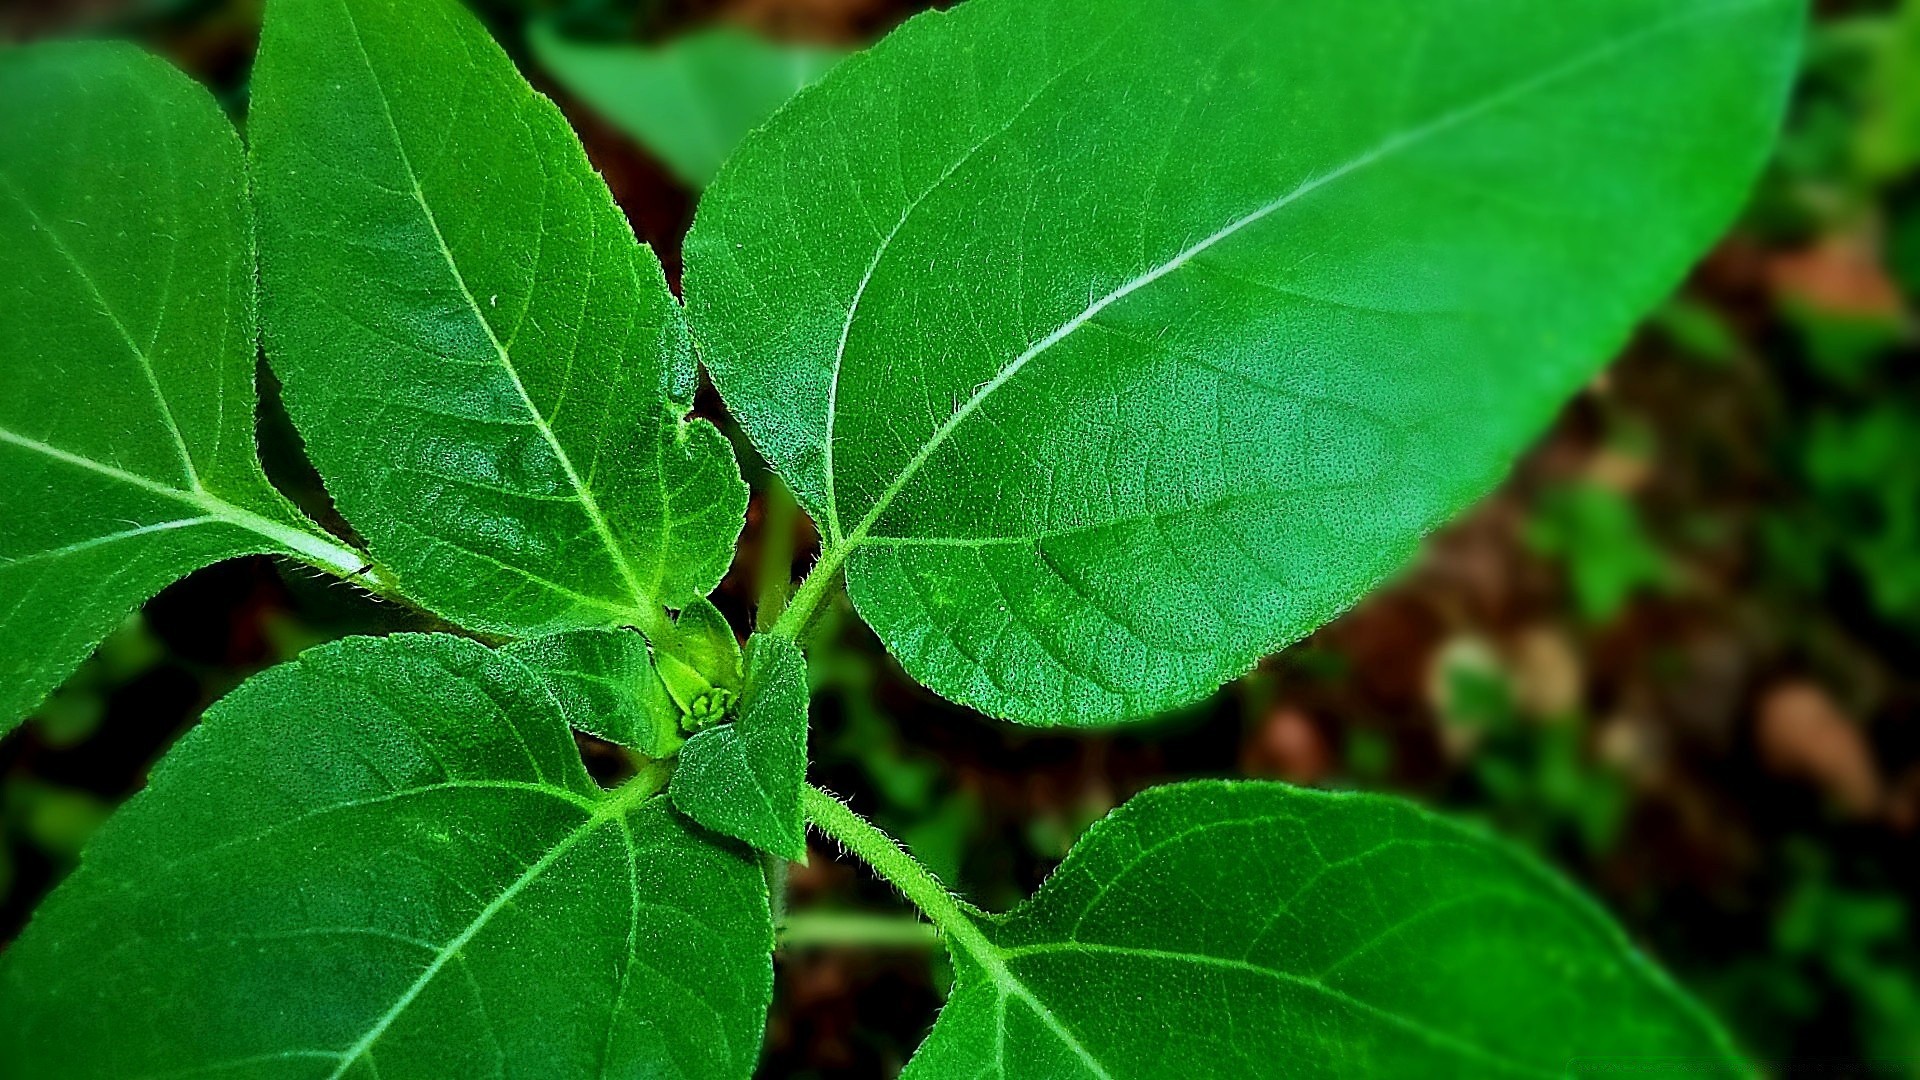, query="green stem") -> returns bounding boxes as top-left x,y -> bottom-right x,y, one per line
778,911 -> 940,951
800,784 -> 973,937
602,758 -> 671,814
770,550 -> 846,643
755,479 -> 800,633
762,852 -> 789,931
